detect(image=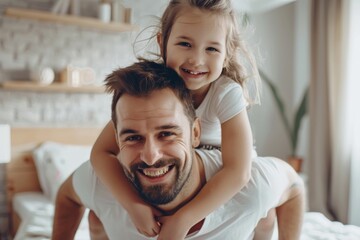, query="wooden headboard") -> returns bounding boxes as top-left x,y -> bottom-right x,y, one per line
6,127 -> 102,236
